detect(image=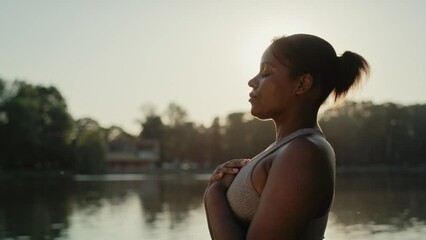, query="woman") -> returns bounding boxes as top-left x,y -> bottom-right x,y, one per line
204,34 -> 369,240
